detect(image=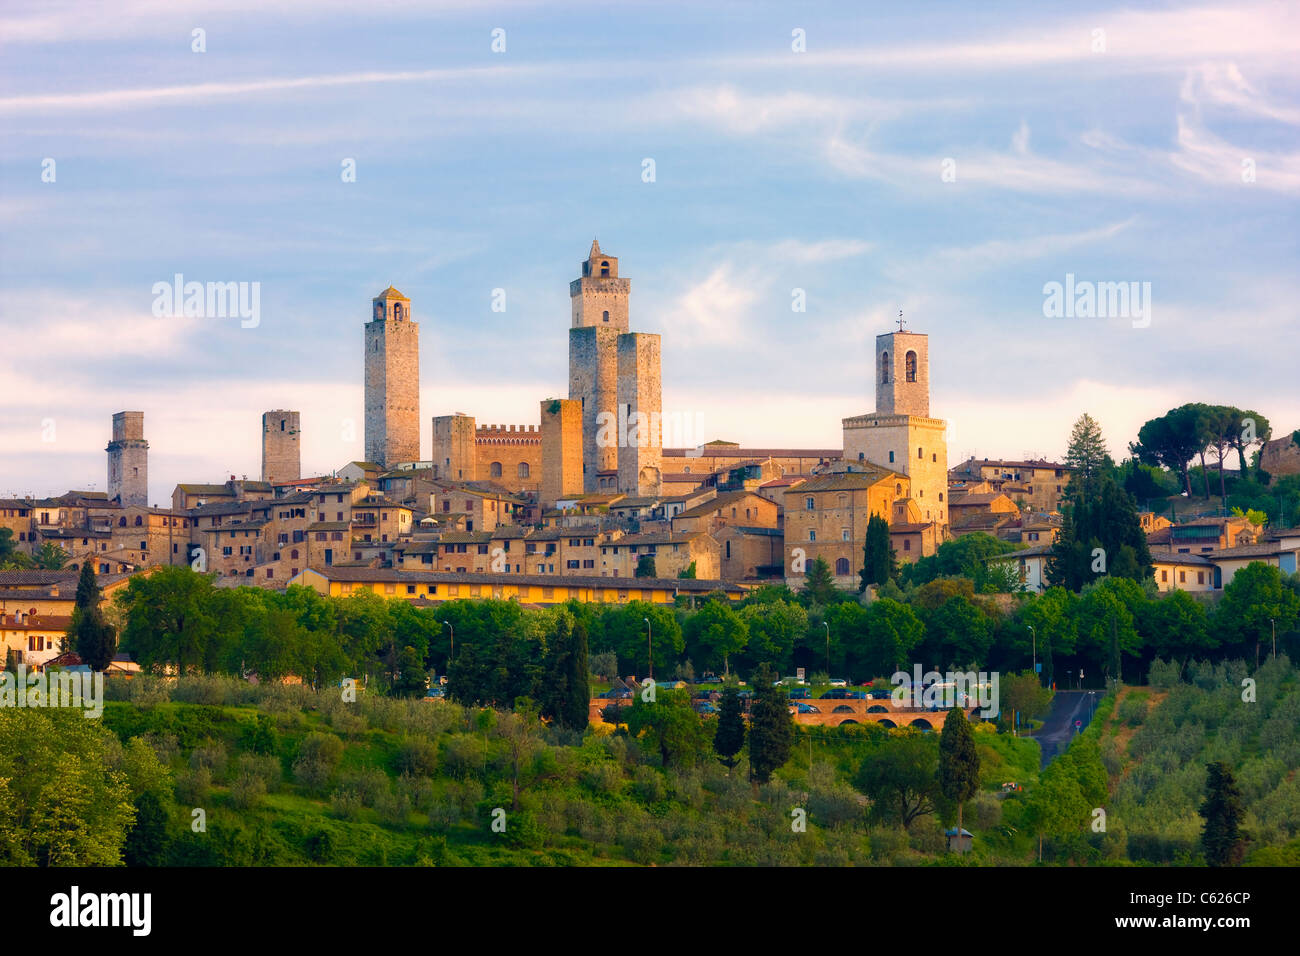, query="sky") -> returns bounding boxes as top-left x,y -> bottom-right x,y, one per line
2,0 -> 1297,506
